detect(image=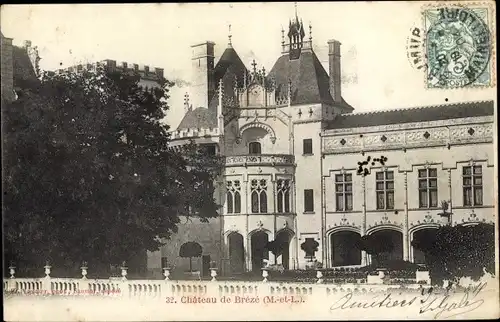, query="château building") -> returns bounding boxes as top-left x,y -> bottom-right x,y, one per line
58,59 -> 165,90
1,33 -> 40,103
146,12 -> 496,277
